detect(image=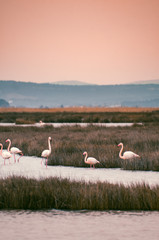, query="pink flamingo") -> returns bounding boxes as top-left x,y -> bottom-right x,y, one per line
6,139 -> 23,163
39,120 -> 45,127
0,143 -> 12,165
41,137 -> 52,168
83,151 -> 100,168
118,142 -> 140,160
